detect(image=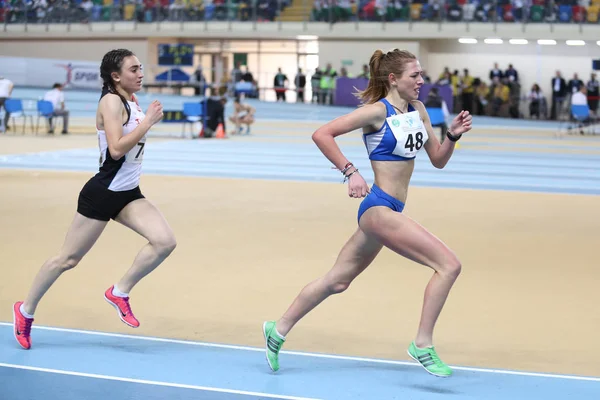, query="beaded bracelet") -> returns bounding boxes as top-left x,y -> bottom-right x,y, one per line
340,162 -> 354,175
343,168 -> 359,183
